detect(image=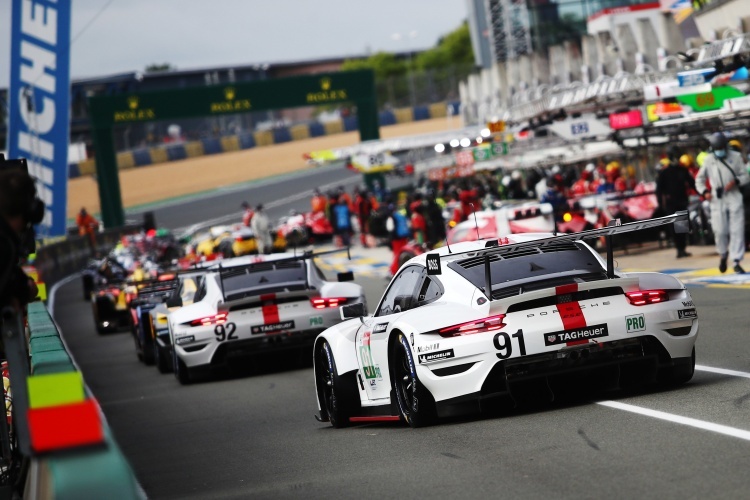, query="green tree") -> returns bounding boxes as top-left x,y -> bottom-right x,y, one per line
341,52 -> 405,79
415,21 -> 474,71
145,63 -> 174,73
